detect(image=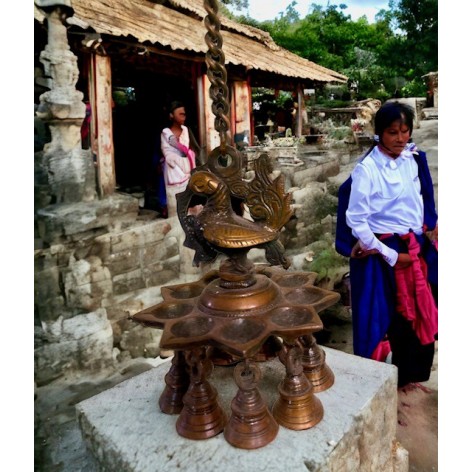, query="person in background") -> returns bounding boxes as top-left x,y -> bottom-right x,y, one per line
81,102 -> 92,150
160,101 -> 200,218
336,101 -> 438,389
